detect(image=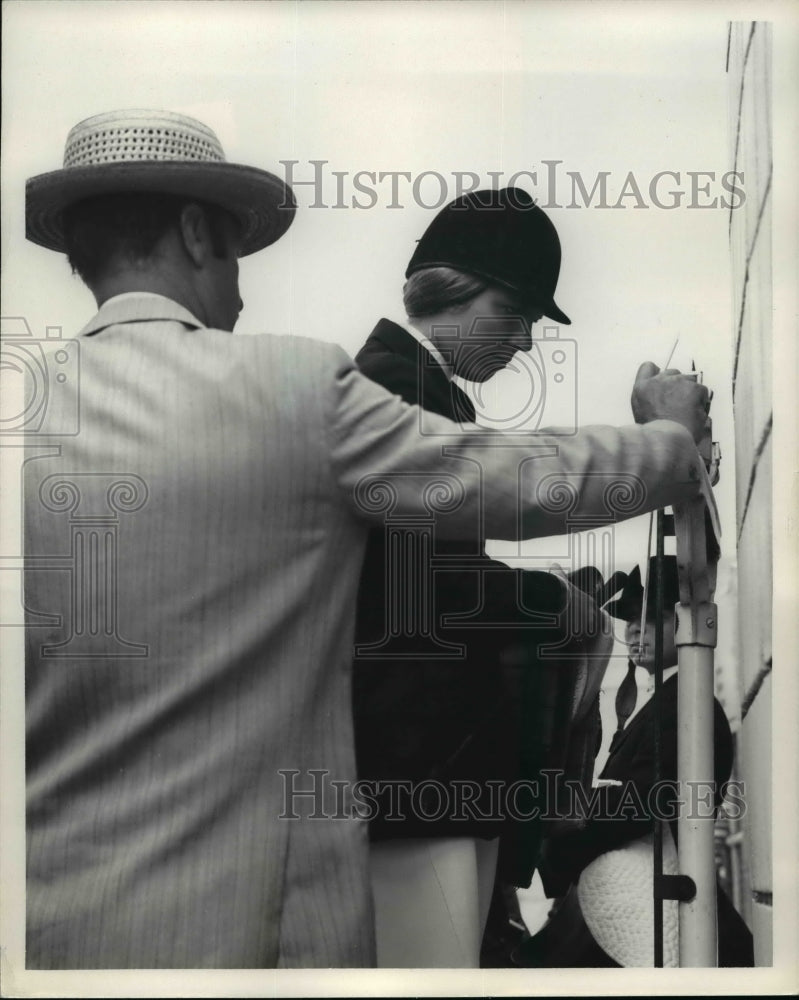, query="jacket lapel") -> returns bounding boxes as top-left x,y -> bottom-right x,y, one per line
363,318 -> 475,422
603,673 -> 678,762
